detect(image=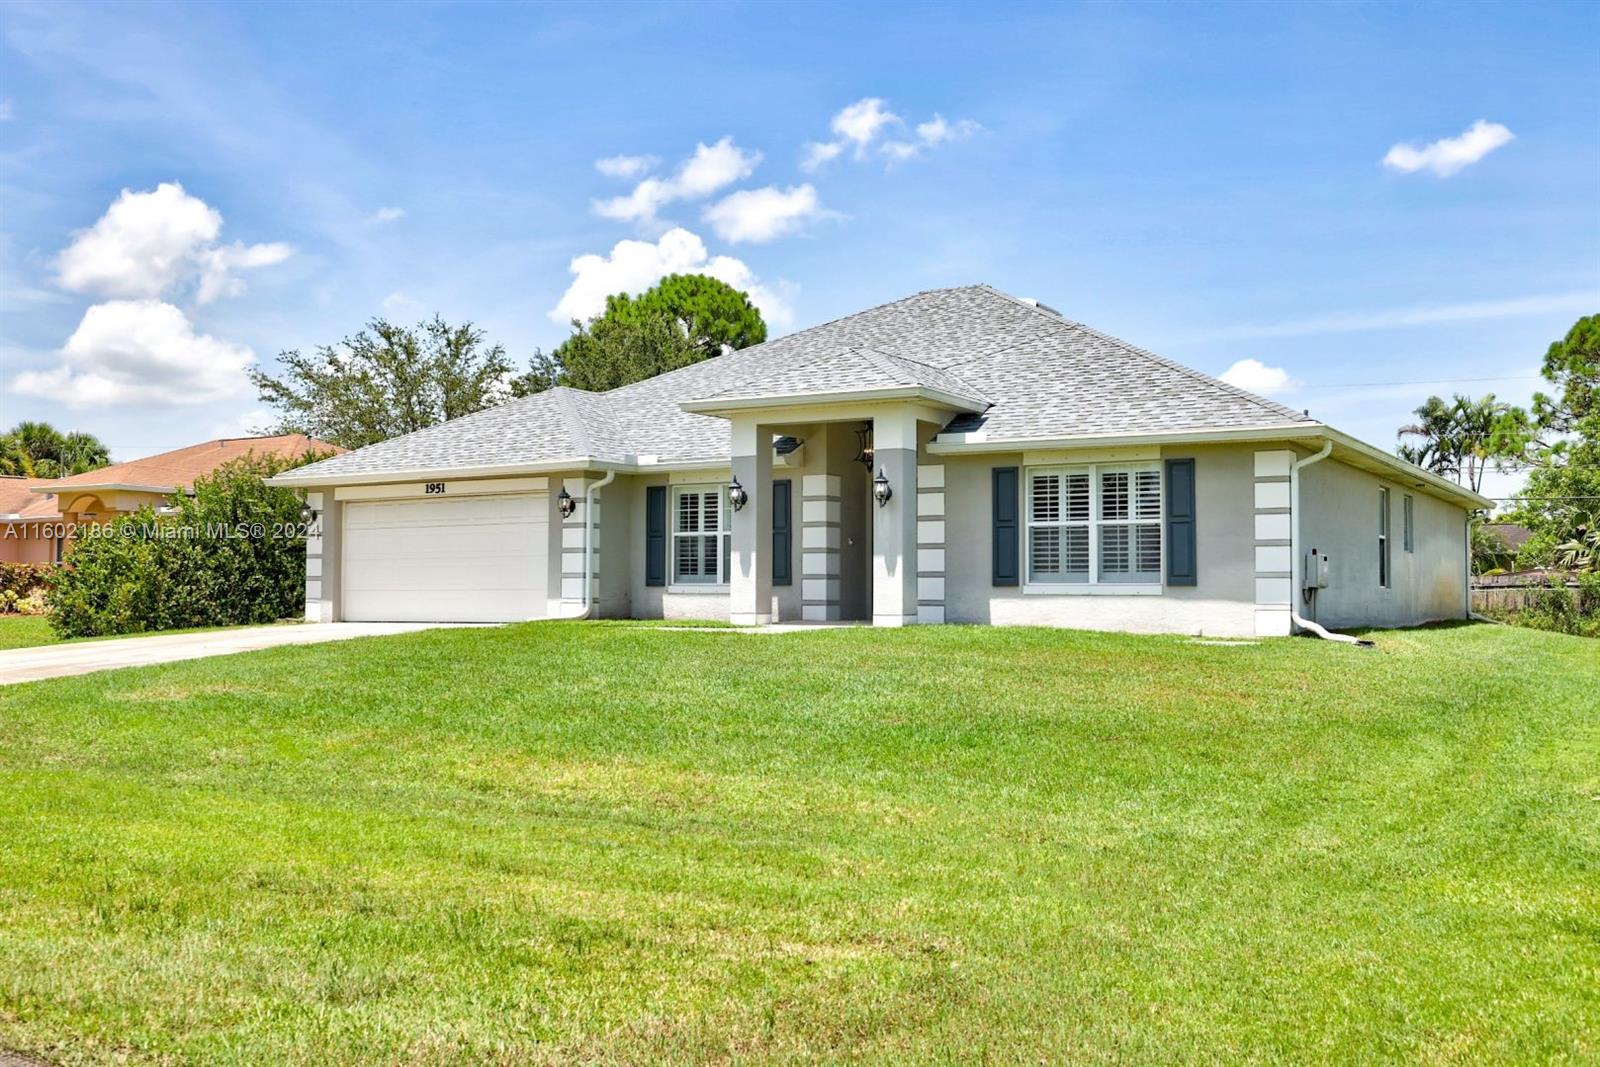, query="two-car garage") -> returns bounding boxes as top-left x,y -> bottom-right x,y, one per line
340,492 -> 550,623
